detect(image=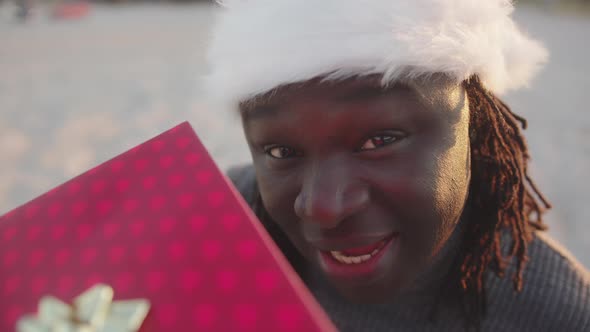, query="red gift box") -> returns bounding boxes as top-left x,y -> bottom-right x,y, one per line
0,122 -> 336,332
